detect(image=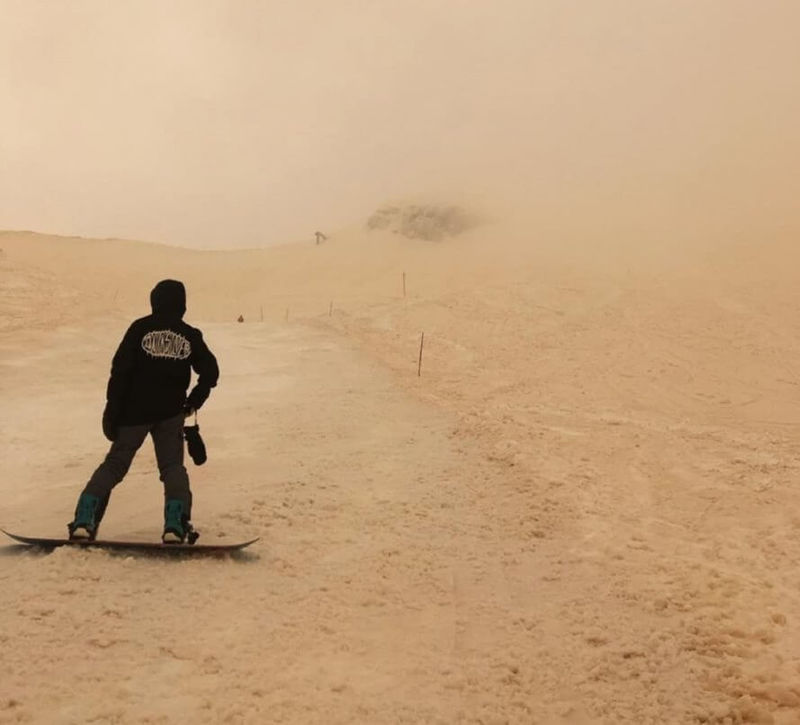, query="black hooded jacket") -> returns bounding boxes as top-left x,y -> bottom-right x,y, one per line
103,280 -> 219,429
